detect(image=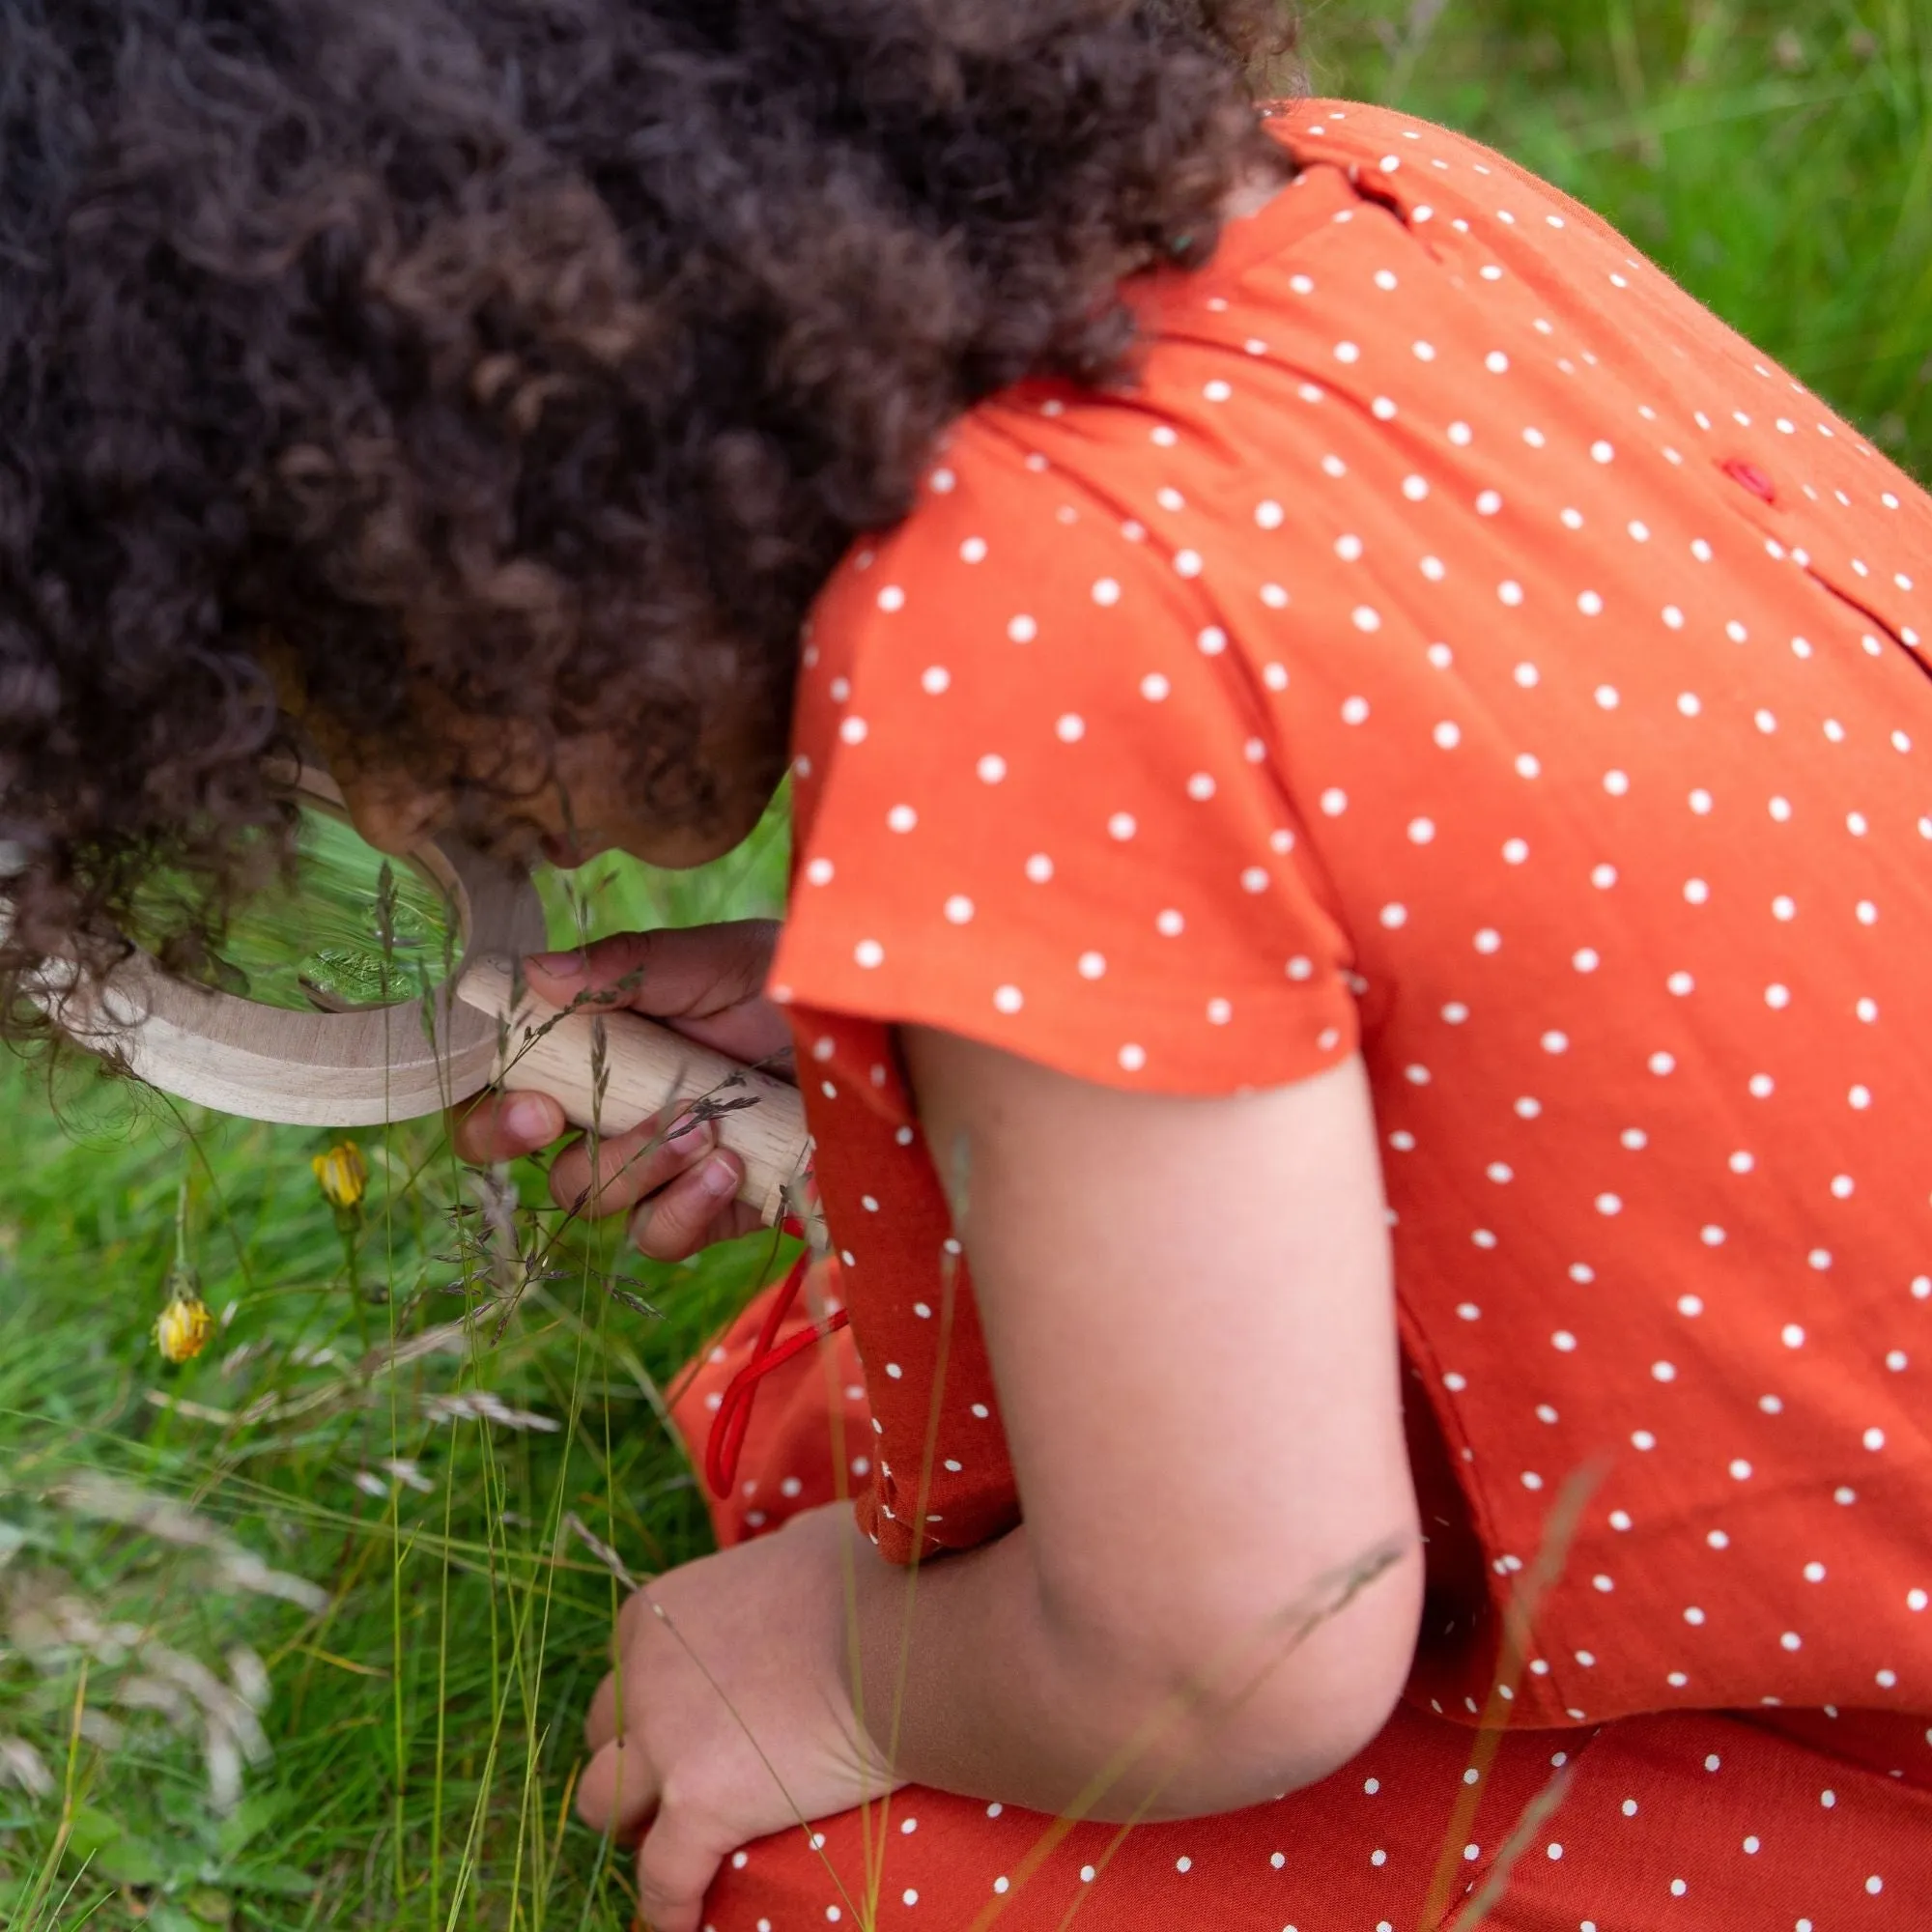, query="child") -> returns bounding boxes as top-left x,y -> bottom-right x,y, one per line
5,4 -> 1927,1927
